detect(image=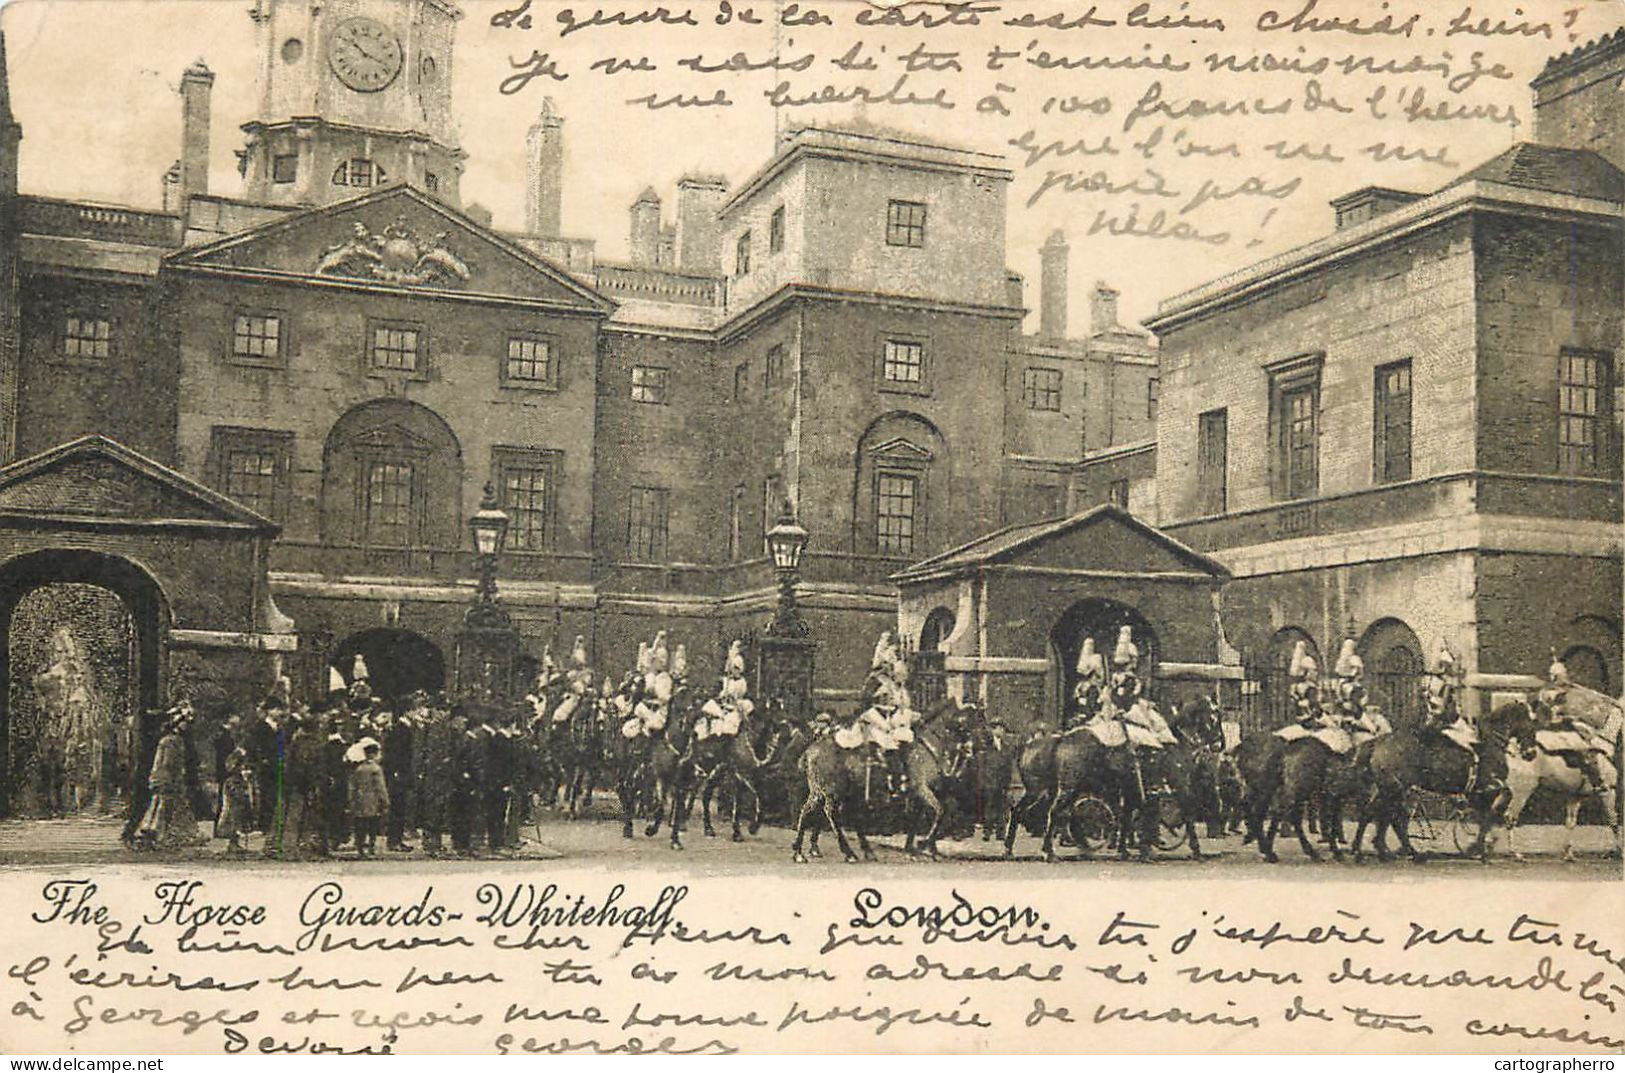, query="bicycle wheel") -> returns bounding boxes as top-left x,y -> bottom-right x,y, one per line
1069,795 -> 1116,853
